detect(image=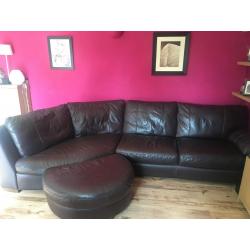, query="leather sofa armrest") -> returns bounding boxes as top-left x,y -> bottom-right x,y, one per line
0,125 -> 21,190
228,130 -> 250,156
